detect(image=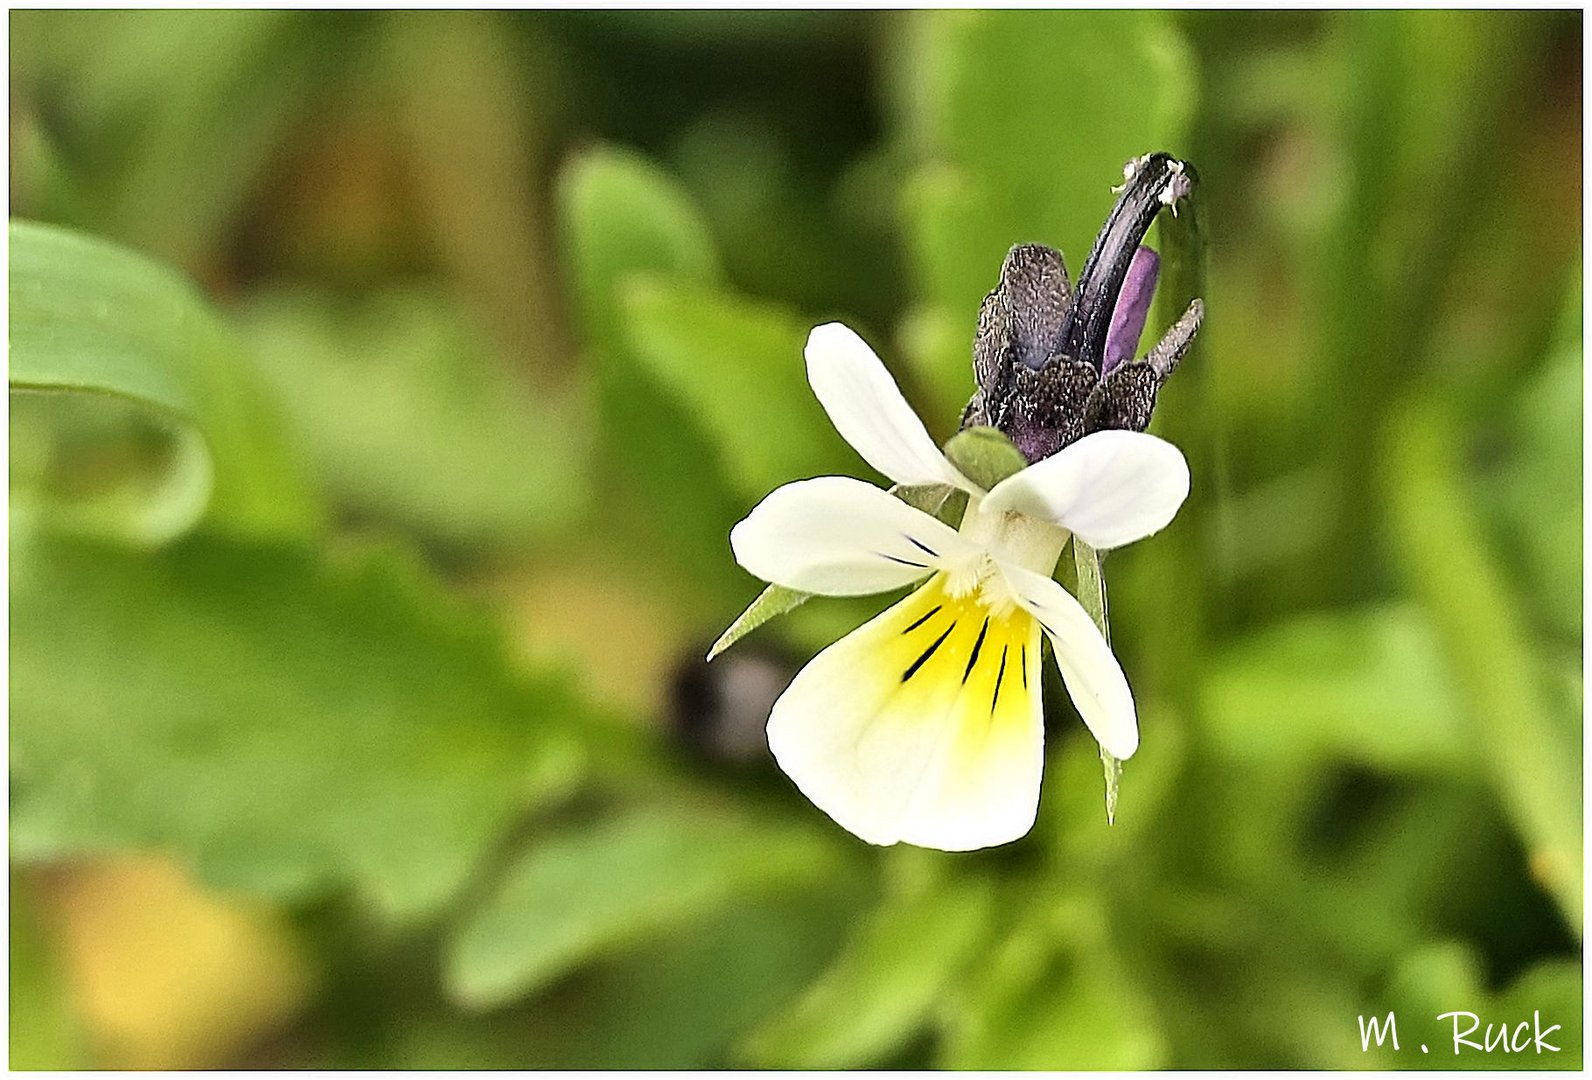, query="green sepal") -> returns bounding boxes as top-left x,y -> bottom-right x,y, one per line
1071,536 -> 1123,822
708,583 -> 812,660
892,482 -> 969,529
943,426 -> 1026,491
